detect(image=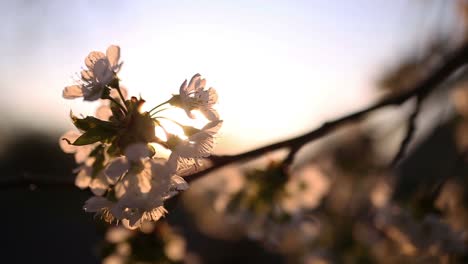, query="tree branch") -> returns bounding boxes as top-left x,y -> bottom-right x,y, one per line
186,43 -> 468,183
390,95 -> 423,167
